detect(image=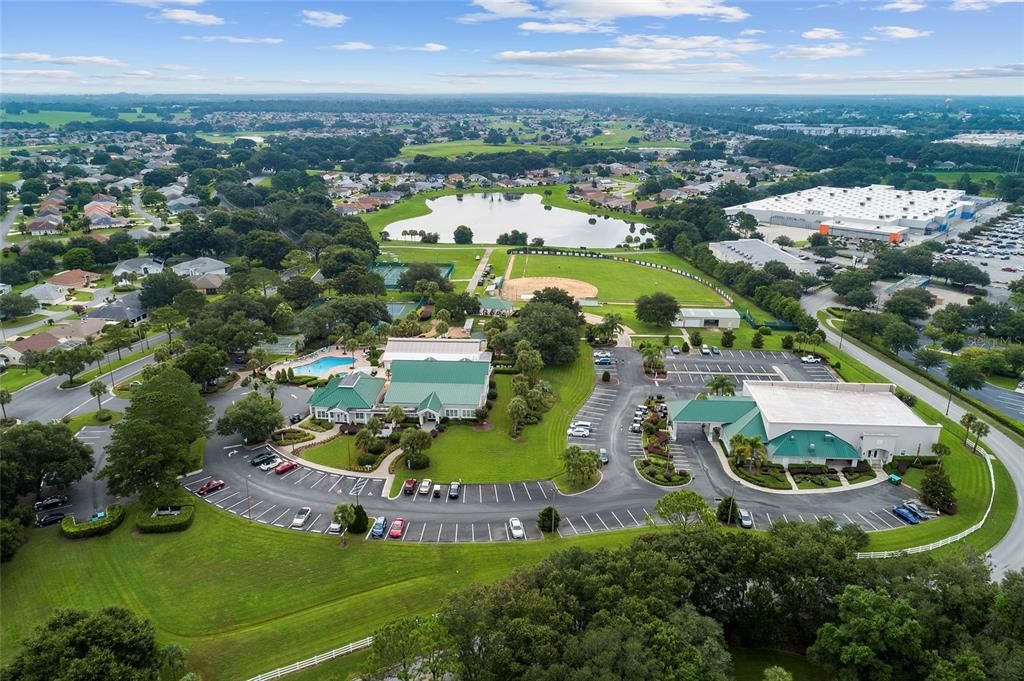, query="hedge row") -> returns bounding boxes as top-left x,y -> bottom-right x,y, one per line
60,504 -> 125,539
136,505 -> 195,533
